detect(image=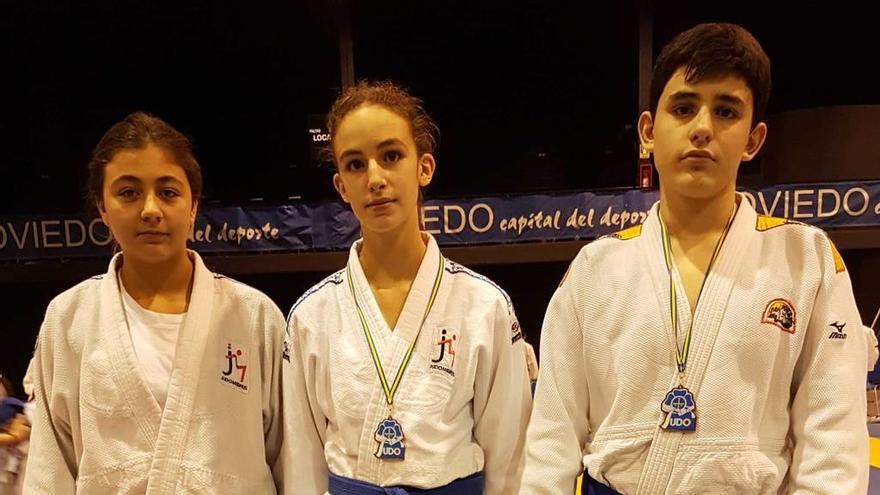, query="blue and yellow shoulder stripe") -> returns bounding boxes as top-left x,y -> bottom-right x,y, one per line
755,215 -> 845,273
